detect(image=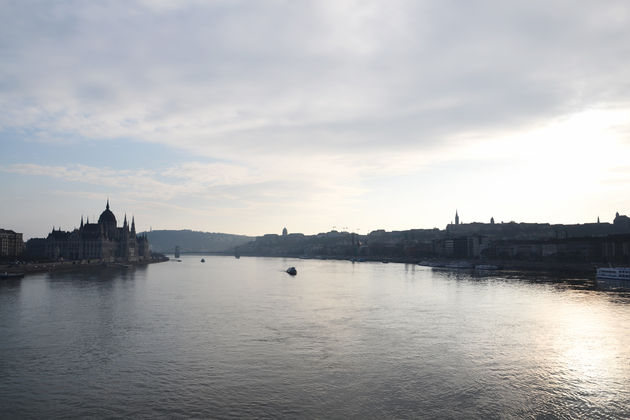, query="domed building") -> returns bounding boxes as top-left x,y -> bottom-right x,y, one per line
42,200 -> 151,262
97,200 -> 117,238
